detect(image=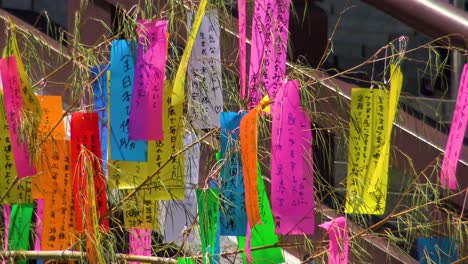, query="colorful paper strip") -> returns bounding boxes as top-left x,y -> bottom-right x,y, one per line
319,216 -> 349,264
